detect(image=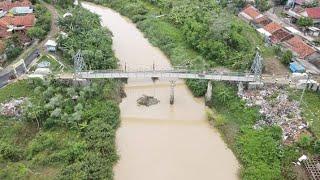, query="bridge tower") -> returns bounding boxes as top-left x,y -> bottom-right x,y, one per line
250,48 -> 263,81
73,50 -> 85,79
